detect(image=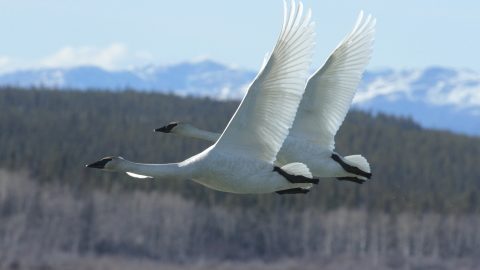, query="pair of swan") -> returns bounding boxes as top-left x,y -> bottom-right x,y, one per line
87,1 -> 375,195
156,10 -> 375,185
